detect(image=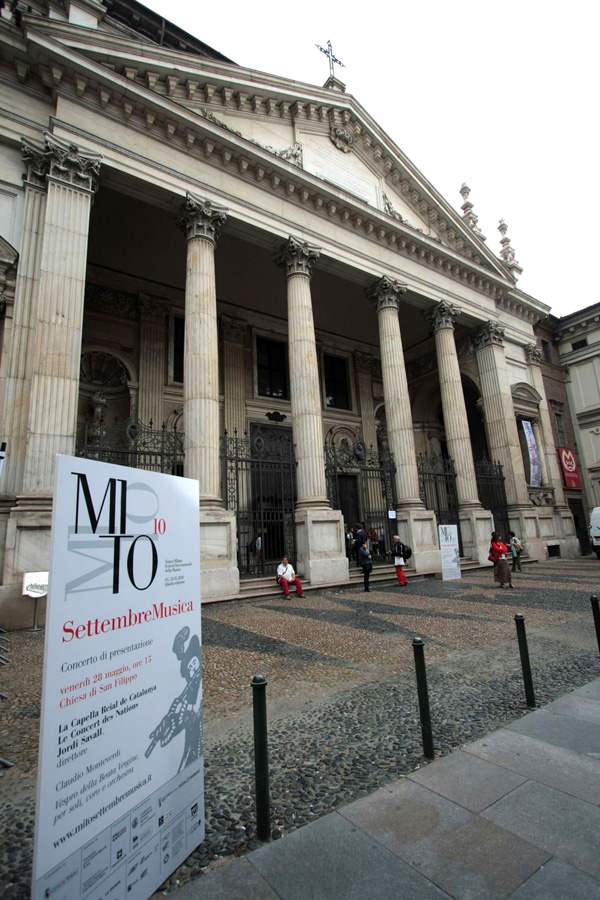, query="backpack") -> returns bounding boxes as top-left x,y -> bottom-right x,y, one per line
403,544 -> 413,561
513,538 -> 523,553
